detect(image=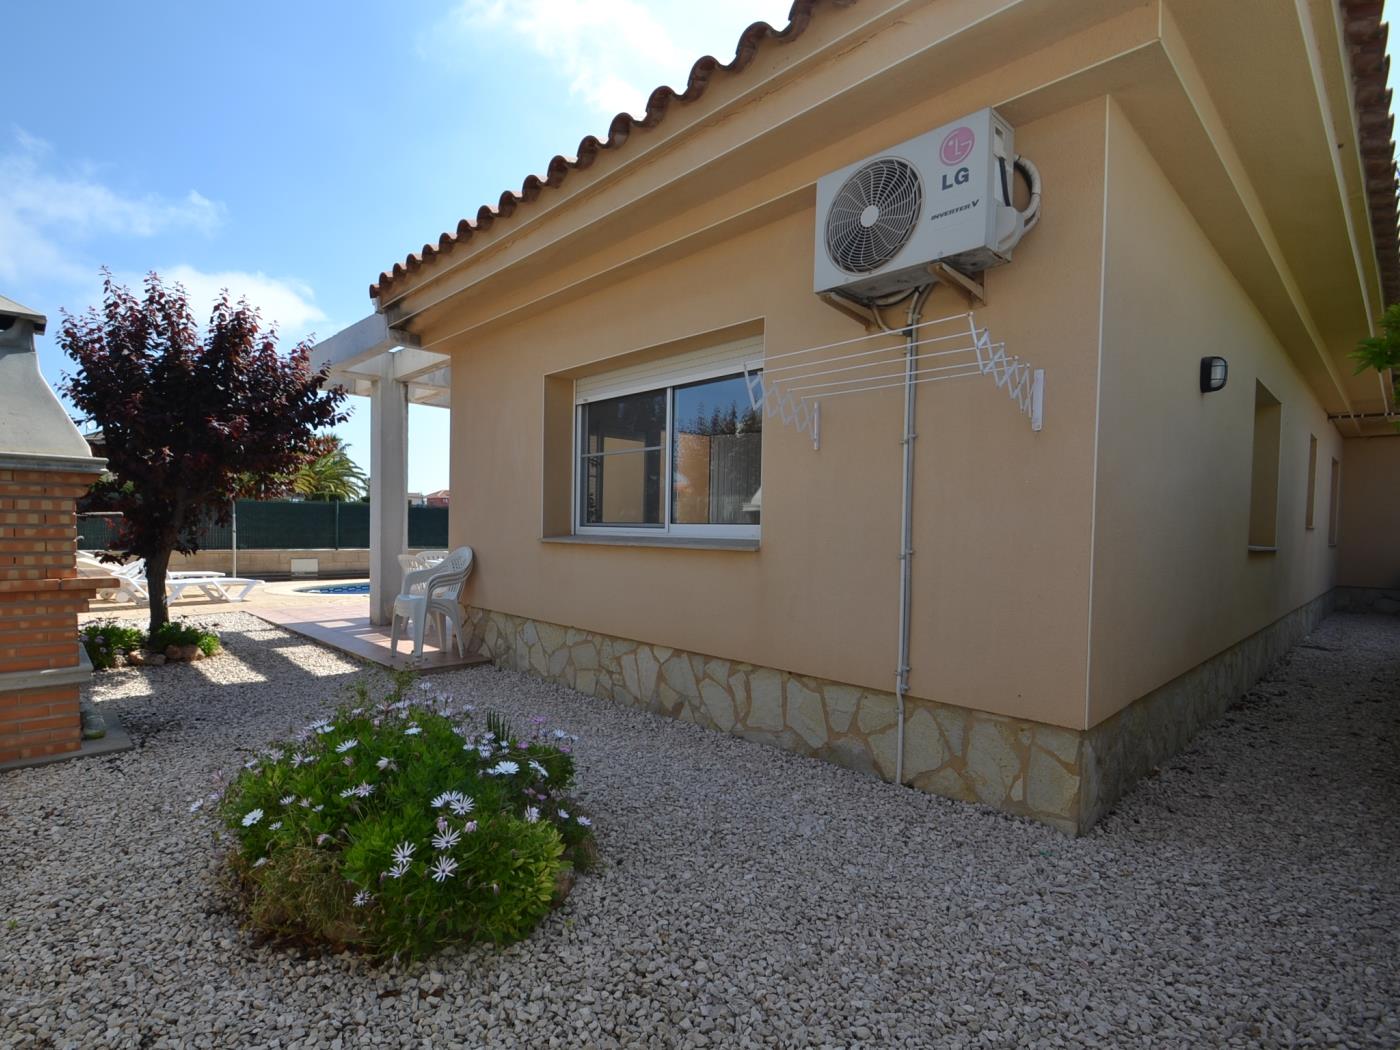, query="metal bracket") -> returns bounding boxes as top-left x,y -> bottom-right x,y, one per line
927,262 -> 986,306
818,292 -> 883,332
